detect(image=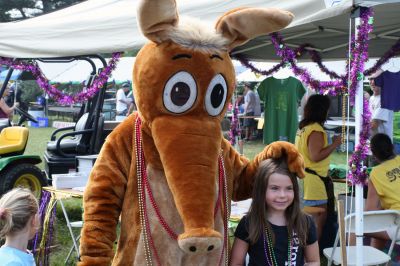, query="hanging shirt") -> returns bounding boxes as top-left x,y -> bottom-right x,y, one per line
369,94 -> 393,139
370,156 -> 400,210
374,71 -> 400,111
257,77 -> 305,144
